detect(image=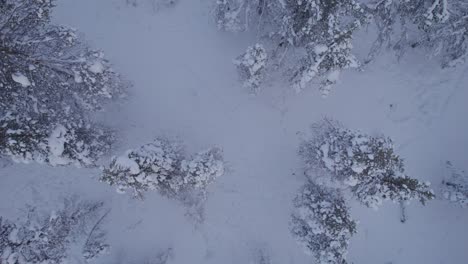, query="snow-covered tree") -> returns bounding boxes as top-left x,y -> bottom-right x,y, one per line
101,138 -> 183,198
0,113 -> 113,166
441,161 -> 468,207
218,0 -> 468,94
291,182 -> 356,264
0,198 -> 109,264
368,0 -> 467,67
101,139 -> 224,199
215,0 -> 370,96
292,38 -> 359,97
284,0 -> 369,96
234,44 -> 267,93
299,119 -> 434,209
0,0 -> 125,166
423,0 -> 468,67
181,147 -> 225,190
